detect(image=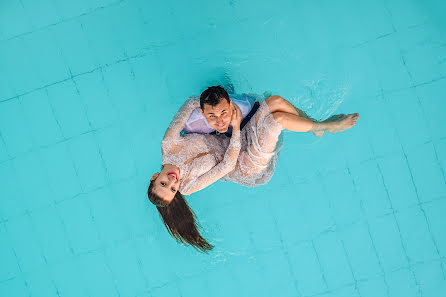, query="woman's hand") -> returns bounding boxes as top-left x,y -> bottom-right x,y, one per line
230,103 -> 242,131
